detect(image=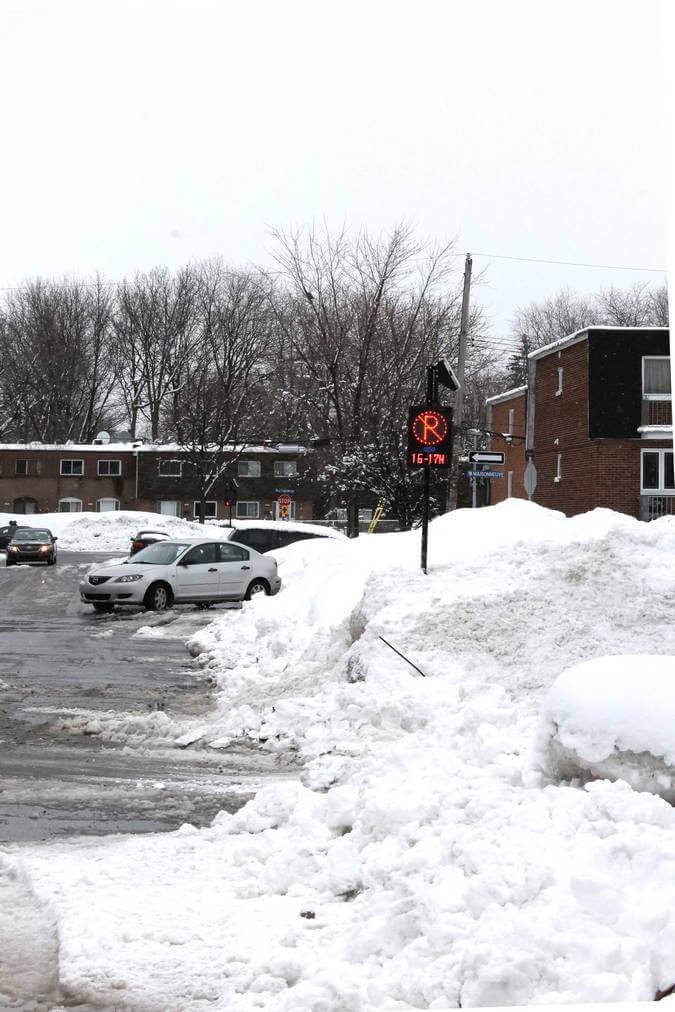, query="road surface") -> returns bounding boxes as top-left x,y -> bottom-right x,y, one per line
0,551 -> 288,842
